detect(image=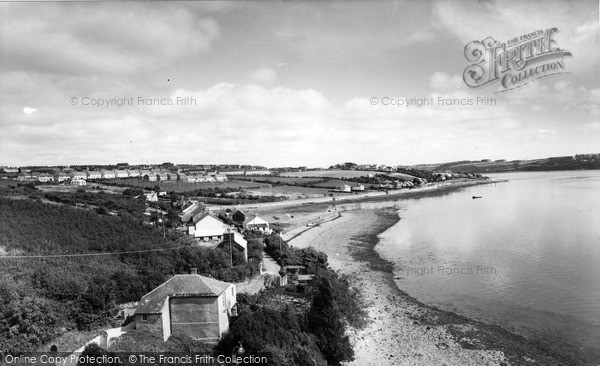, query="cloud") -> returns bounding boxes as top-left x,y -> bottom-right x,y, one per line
0,3 -> 220,76
249,67 -> 277,84
433,0 -> 599,72
23,107 -> 37,114
429,72 -> 463,93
